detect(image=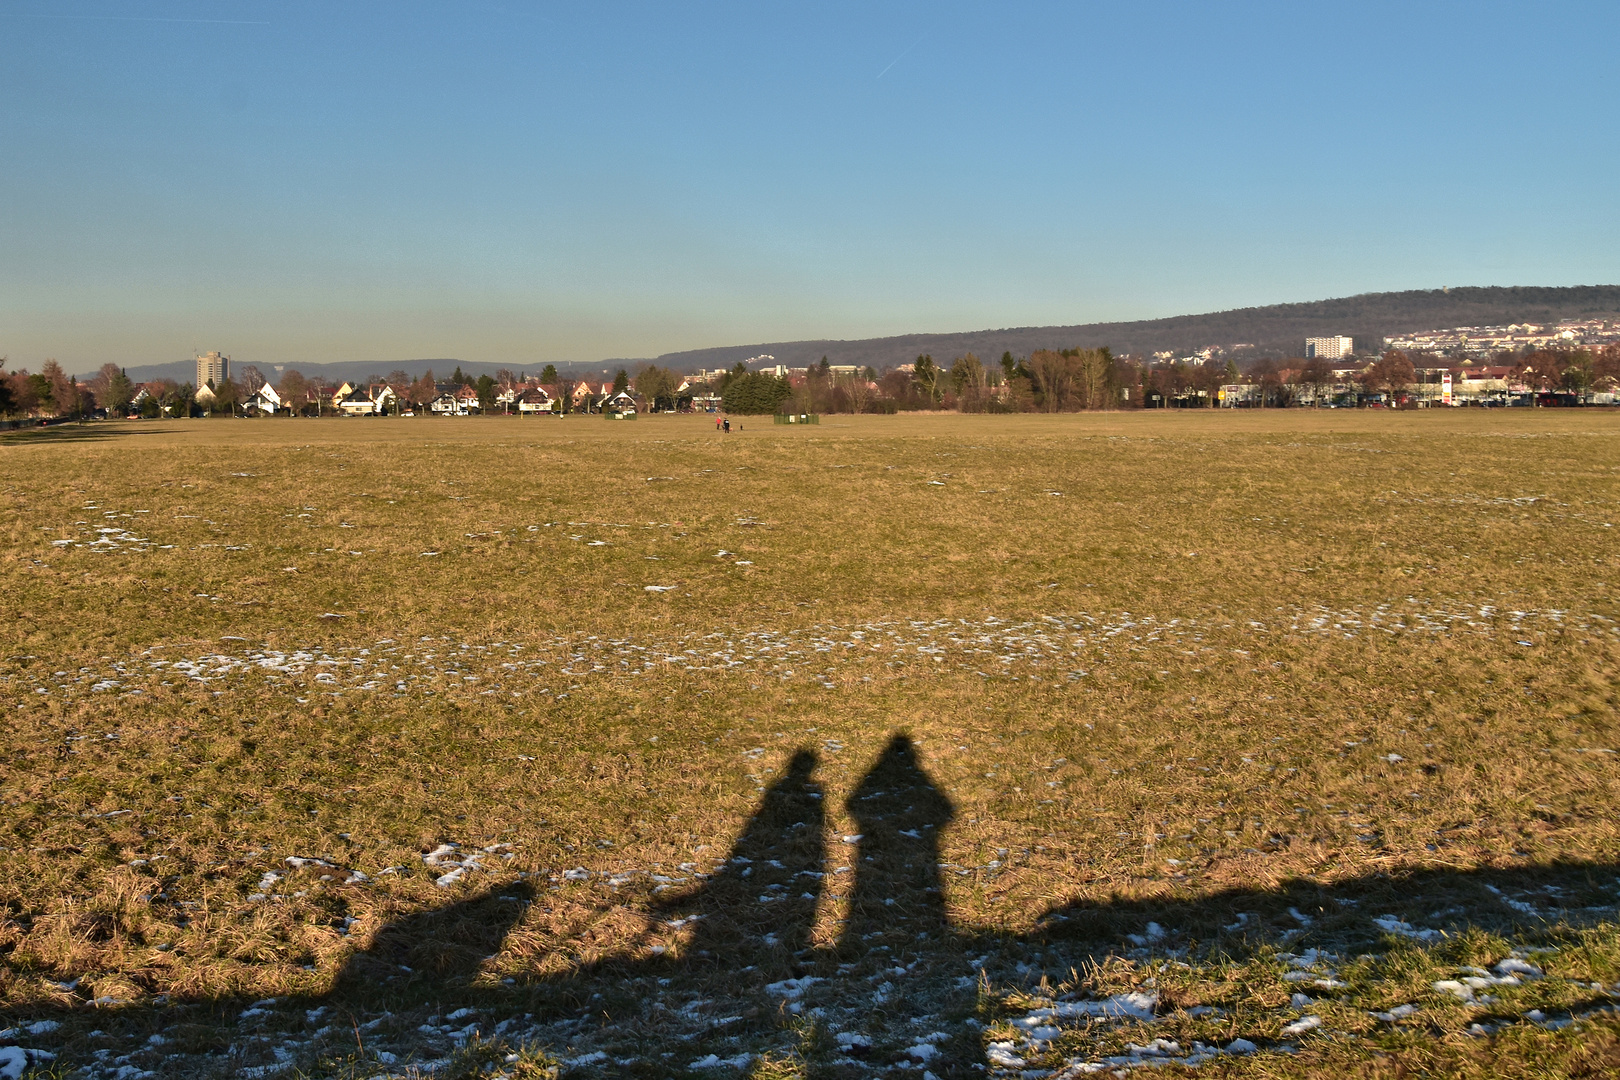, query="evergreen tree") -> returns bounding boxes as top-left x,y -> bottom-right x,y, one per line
106,369 -> 136,415
912,355 -> 940,404
721,372 -> 792,414
28,373 -> 53,412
